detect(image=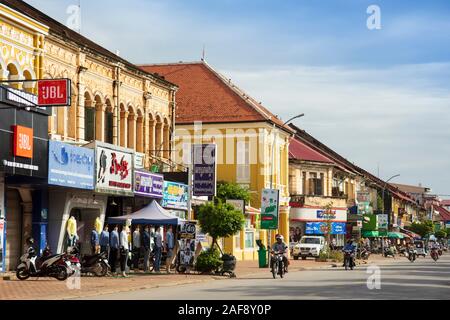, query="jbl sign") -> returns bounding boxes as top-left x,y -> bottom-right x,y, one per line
38,79 -> 71,107
13,125 -> 33,158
